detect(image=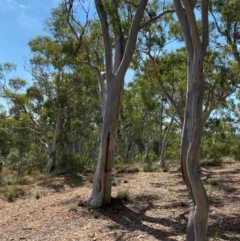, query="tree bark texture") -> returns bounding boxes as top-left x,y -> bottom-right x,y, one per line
159,112 -> 175,167
173,0 -> 209,240
88,79 -> 124,207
